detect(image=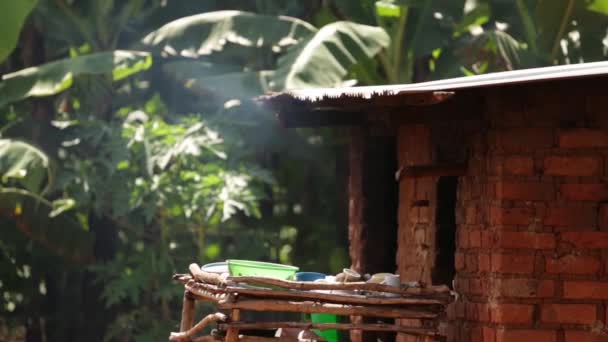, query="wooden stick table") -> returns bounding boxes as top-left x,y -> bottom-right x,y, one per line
169,264 -> 453,342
